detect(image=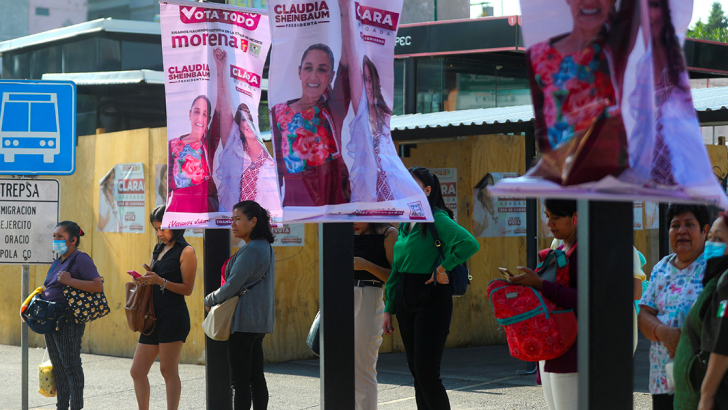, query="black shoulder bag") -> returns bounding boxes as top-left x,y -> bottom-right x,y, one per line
426,223 -> 471,296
